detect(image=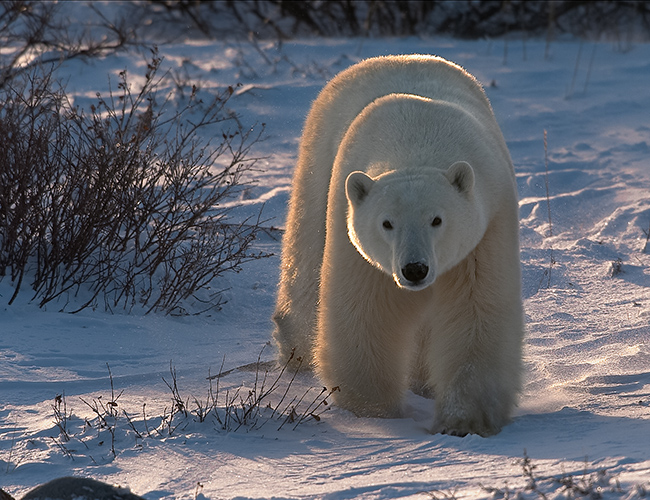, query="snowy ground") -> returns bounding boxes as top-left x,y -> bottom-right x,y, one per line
2,33 -> 650,499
